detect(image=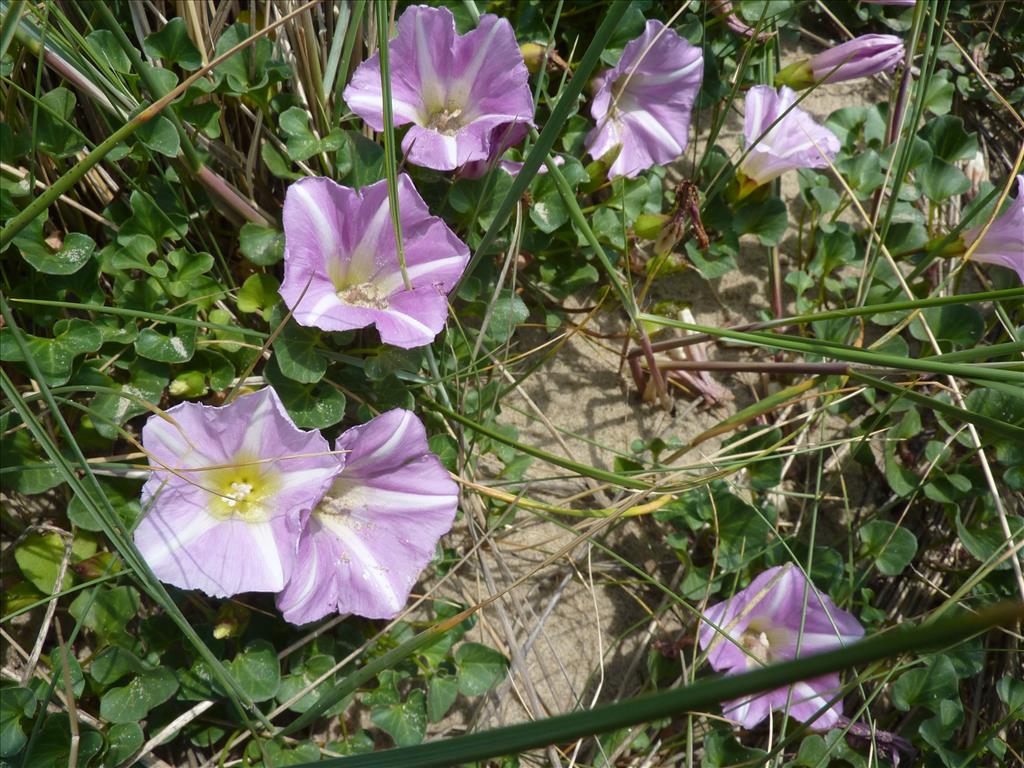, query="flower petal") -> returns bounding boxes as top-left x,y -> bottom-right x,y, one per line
278,409 -> 459,623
